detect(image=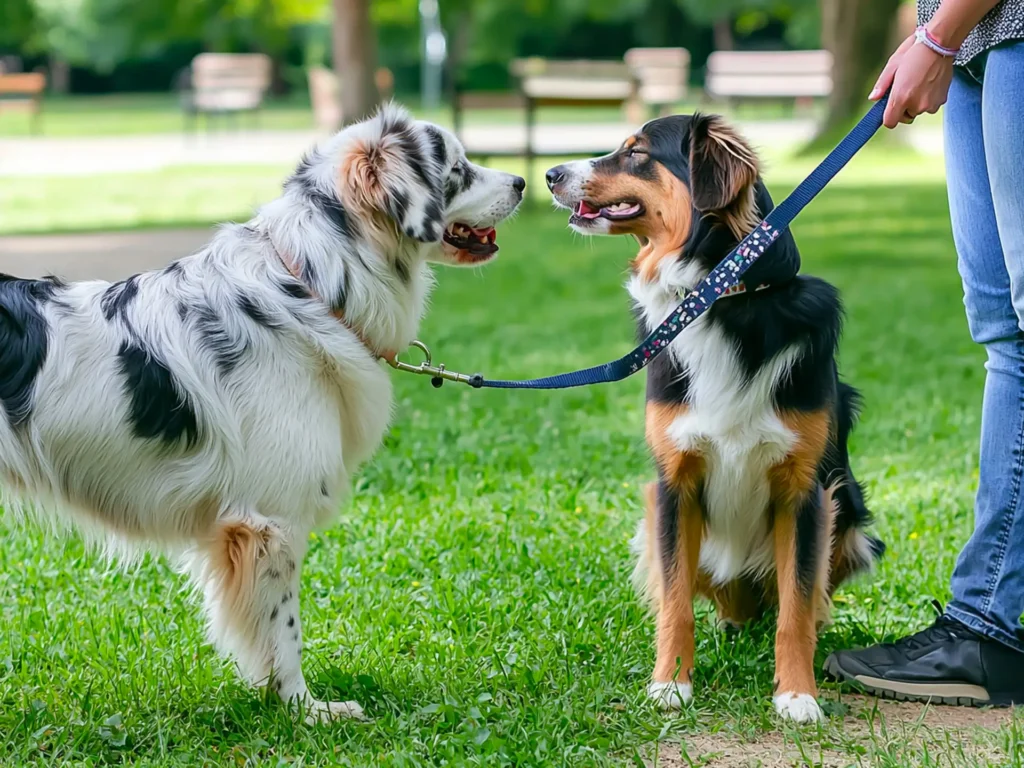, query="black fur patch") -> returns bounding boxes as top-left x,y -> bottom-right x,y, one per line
277,280 -> 311,302
101,275 -> 141,322
289,150 -> 356,241
445,161 -> 476,205
237,294 -> 280,329
390,188 -> 411,223
193,304 -> 246,374
395,129 -> 434,193
118,340 -> 199,447
794,484 -> 824,596
823,381 -> 882,565
424,124 -> 448,168
655,476 -> 681,579
394,258 -> 411,285
0,275 -> 61,427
